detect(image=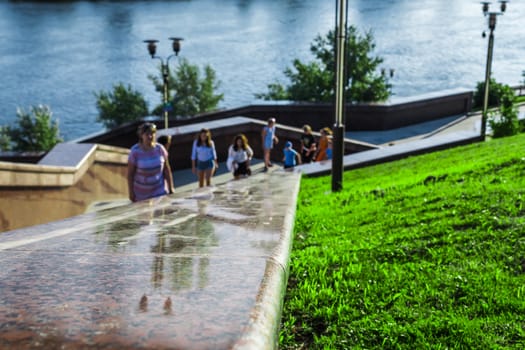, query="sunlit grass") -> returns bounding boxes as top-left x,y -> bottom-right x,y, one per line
281,134 -> 525,349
